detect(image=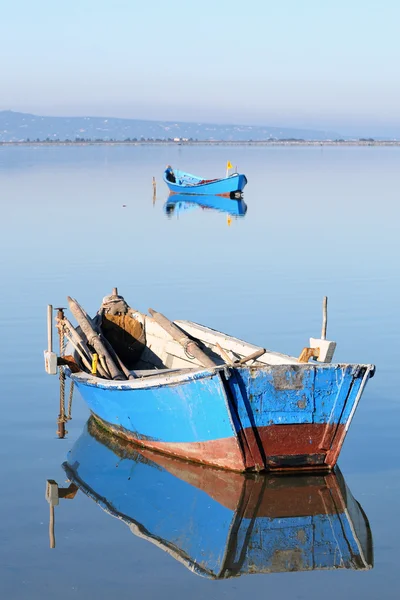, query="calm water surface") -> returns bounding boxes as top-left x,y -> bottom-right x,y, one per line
0,145 -> 399,599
